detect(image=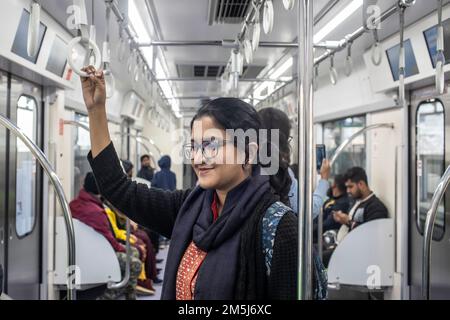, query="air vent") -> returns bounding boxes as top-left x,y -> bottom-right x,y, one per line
177,64 -> 264,79
208,0 -> 251,25
178,65 -> 226,78
194,66 -> 206,77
